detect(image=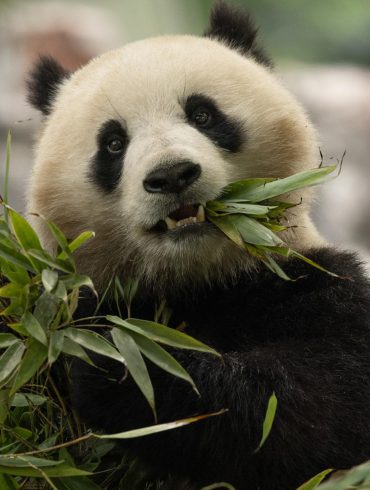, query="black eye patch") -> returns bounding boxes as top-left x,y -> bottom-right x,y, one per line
89,119 -> 128,193
184,94 -> 244,153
